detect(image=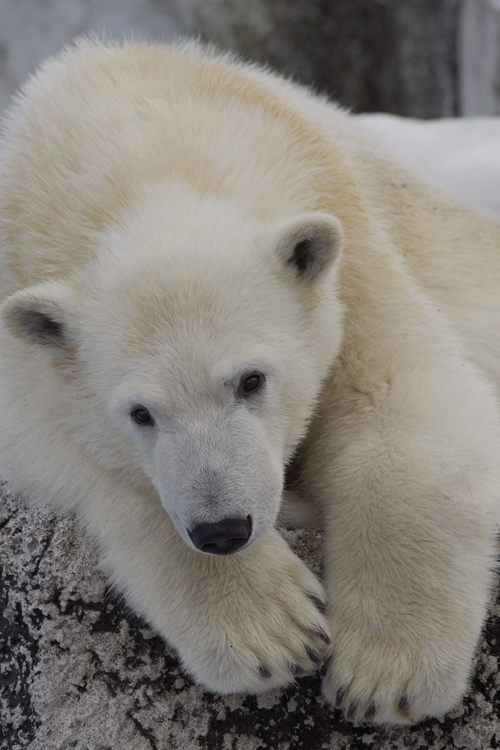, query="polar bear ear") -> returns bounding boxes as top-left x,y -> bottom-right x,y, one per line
1,282 -> 79,349
272,212 -> 344,282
